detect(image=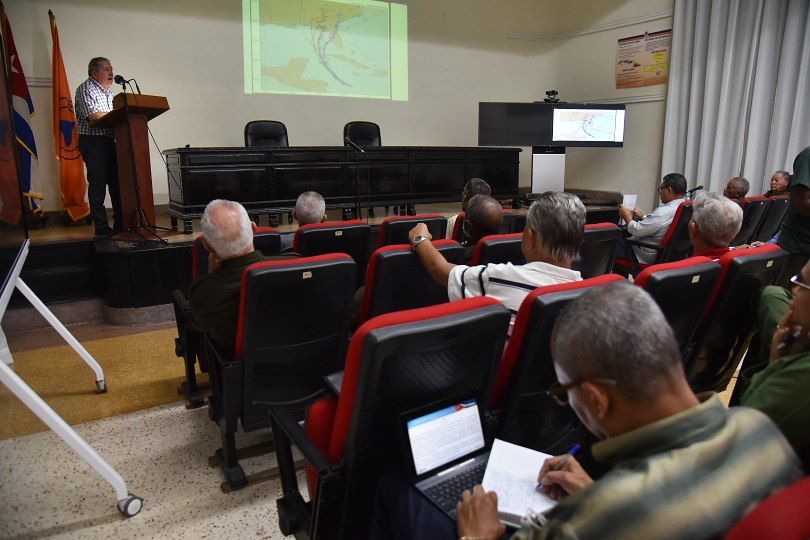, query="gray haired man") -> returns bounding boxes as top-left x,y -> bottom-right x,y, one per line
409,192 -> 584,330
280,191 -> 328,251
689,192 -> 743,258
189,199 -> 296,349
